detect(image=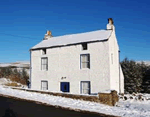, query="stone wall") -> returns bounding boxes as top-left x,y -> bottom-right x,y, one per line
8,87 -> 119,106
